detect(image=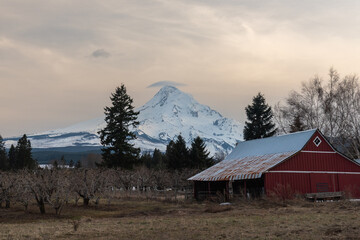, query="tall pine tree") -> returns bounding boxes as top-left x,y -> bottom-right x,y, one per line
15,134 -> 37,170
189,136 -> 214,169
152,148 -> 165,169
243,93 -> 277,140
98,84 -> 140,169
0,135 -> 9,171
8,145 -> 16,170
166,135 -> 190,170
139,152 -> 152,168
